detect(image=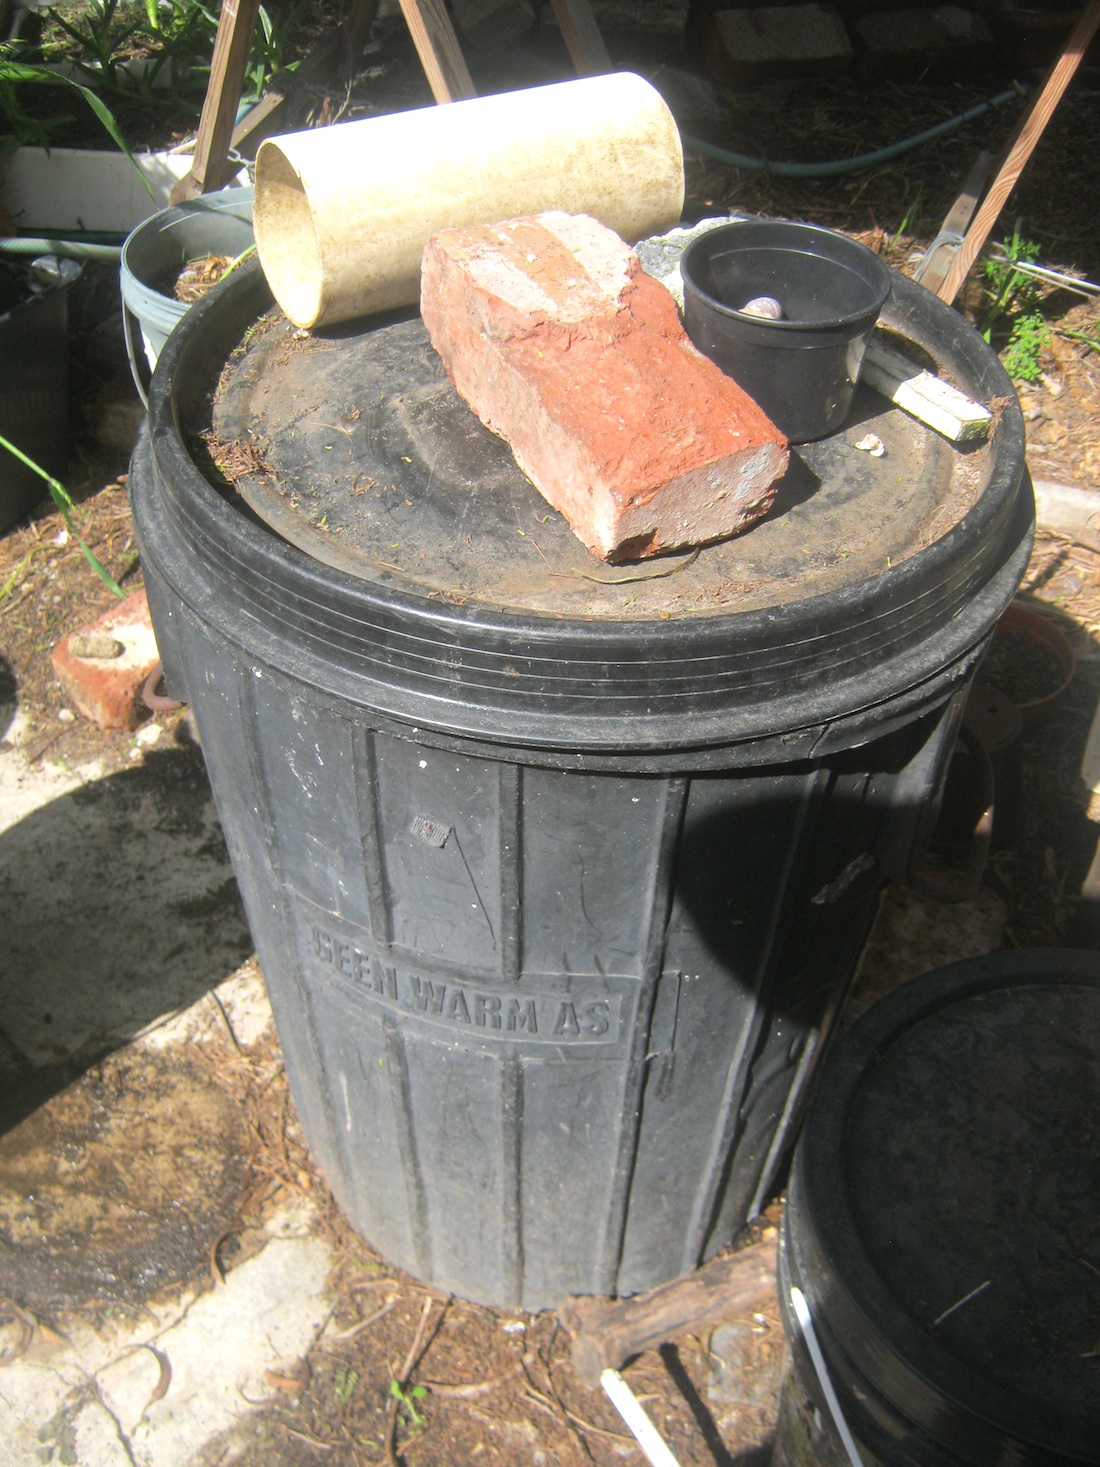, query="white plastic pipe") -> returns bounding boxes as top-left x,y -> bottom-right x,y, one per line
600,1367 -> 682,1467
253,72 -> 684,330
